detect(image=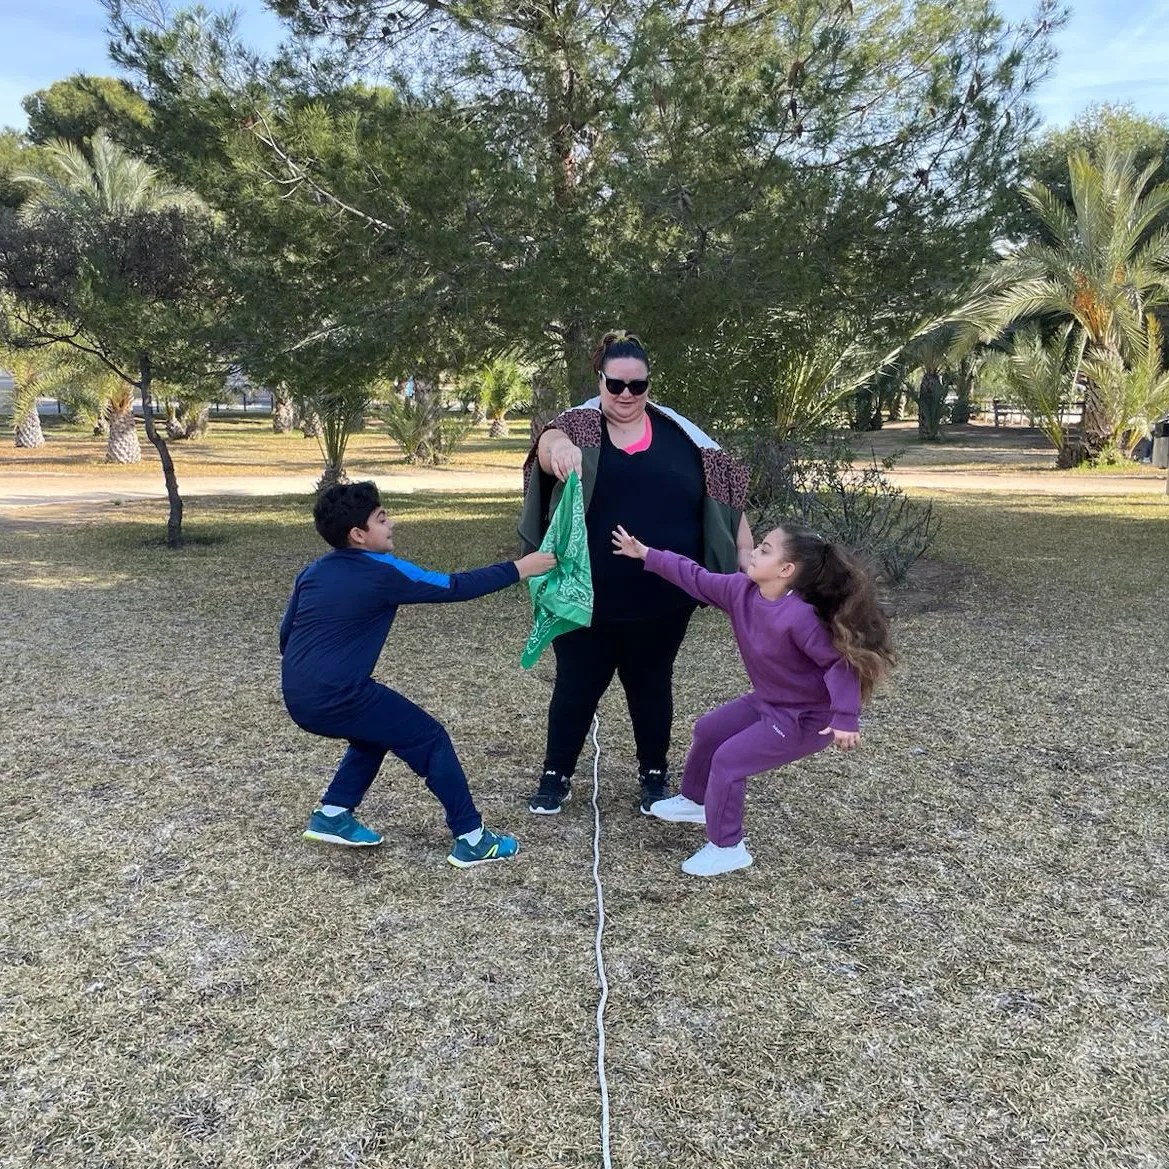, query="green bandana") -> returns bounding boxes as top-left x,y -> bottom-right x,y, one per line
521,471 -> 593,669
